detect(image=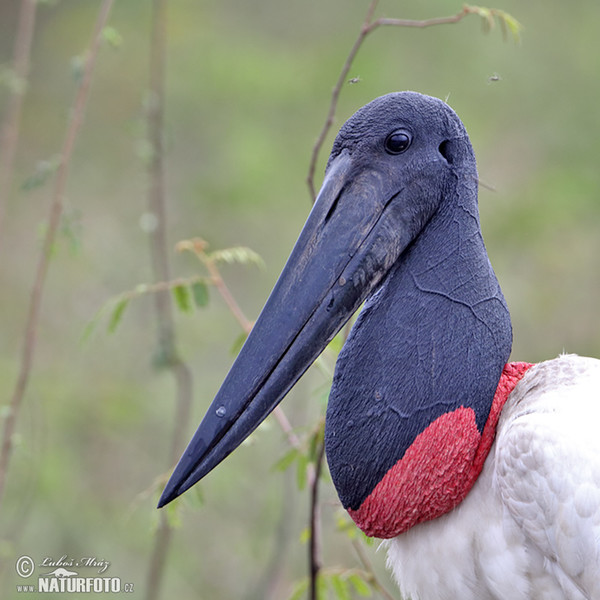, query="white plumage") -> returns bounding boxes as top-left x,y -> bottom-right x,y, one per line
386,354 -> 600,600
